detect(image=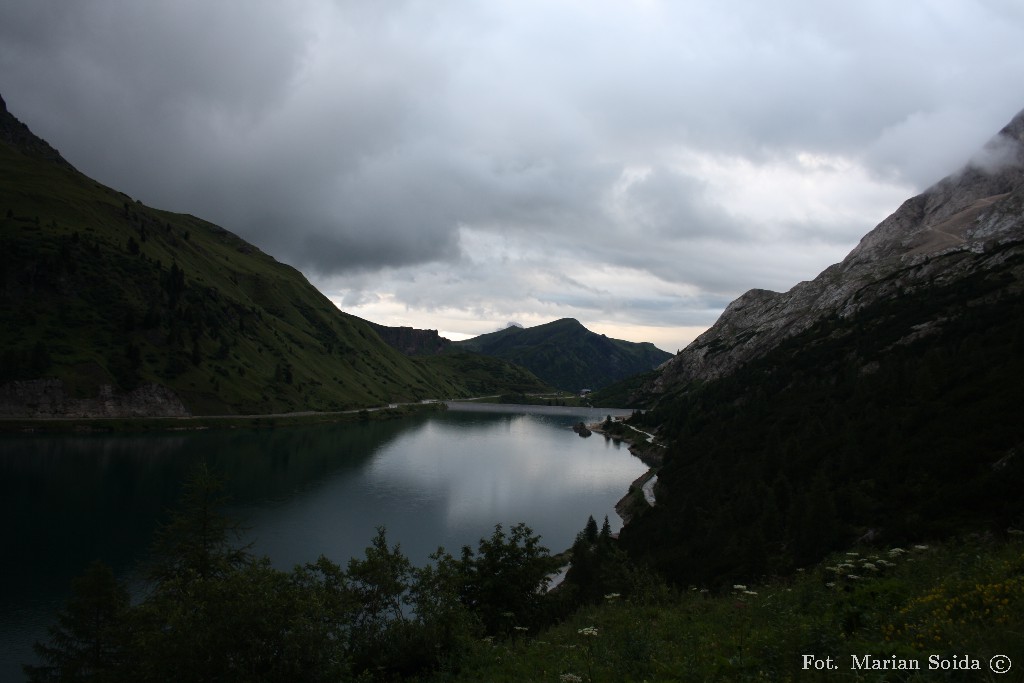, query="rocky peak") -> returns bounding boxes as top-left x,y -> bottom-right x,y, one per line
0,91 -> 74,169
369,322 -> 452,356
995,106 -> 1024,145
649,108 -> 1024,396
845,108 -> 1024,270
